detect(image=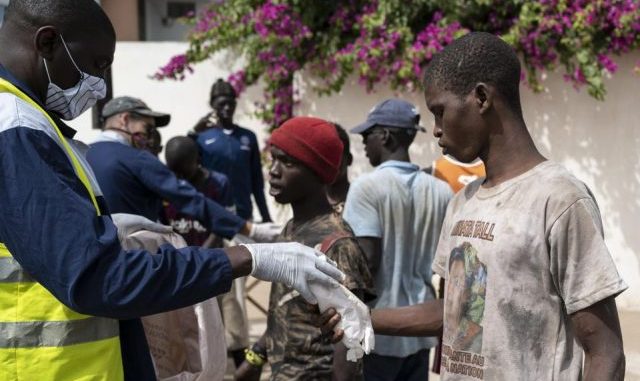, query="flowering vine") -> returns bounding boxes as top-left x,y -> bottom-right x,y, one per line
153,0 -> 640,130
